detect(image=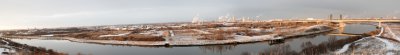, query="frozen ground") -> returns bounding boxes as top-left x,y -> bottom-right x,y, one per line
383,24 -> 400,41
334,37 -> 400,55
